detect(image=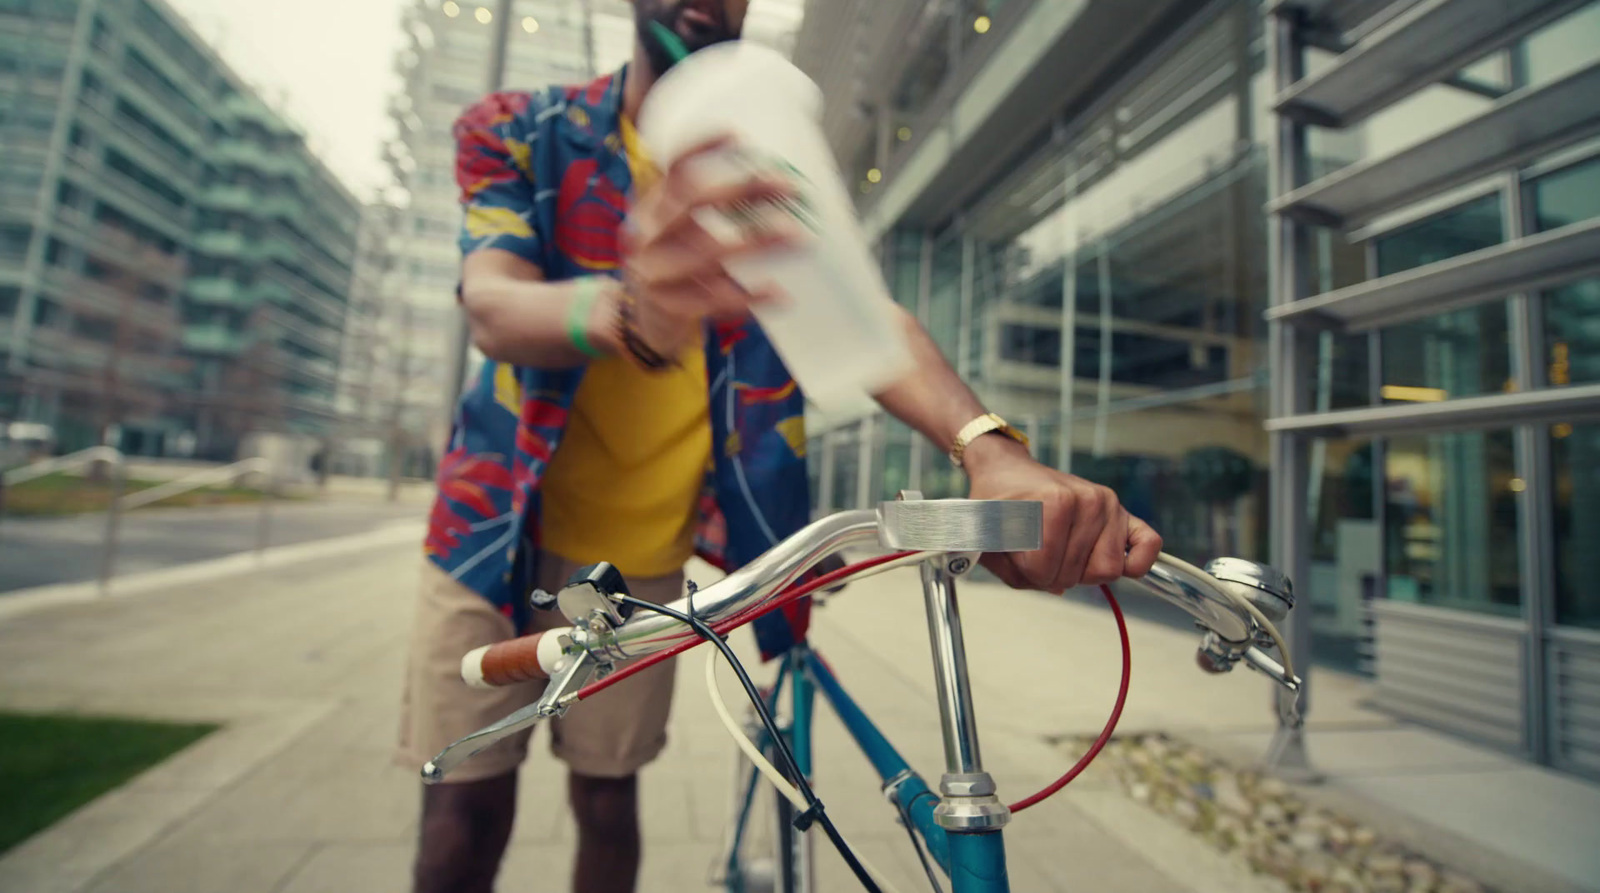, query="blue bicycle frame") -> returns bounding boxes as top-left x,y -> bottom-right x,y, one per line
719,558 -> 1012,893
